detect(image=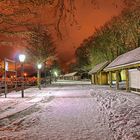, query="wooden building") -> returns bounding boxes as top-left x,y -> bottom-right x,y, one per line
104,47 -> 140,92
64,72 -> 81,80
88,61 -> 109,85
